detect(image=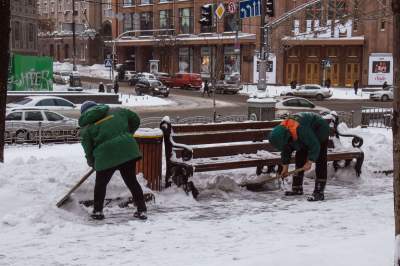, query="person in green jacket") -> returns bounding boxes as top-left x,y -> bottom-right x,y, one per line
79,101 -> 147,220
269,112 -> 330,201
